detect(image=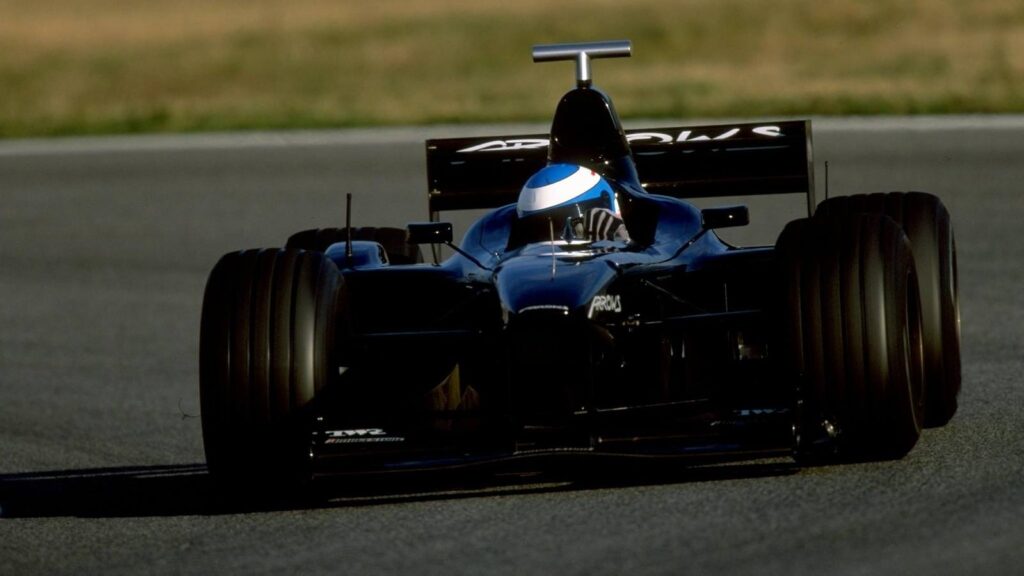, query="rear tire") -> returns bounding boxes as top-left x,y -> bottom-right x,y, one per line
777,213 -> 925,461
285,227 -> 423,265
199,249 -> 345,483
816,193 -> 960,426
